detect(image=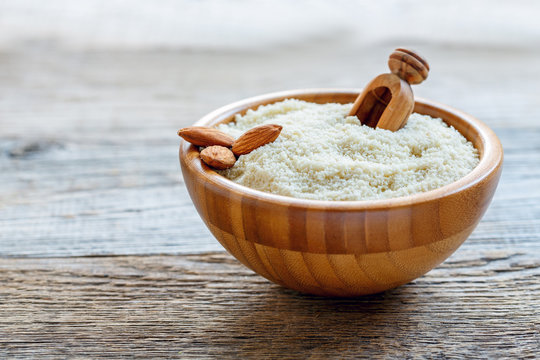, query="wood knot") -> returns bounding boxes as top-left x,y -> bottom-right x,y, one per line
8,139 -> 61,158
388,48 -> 429,85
